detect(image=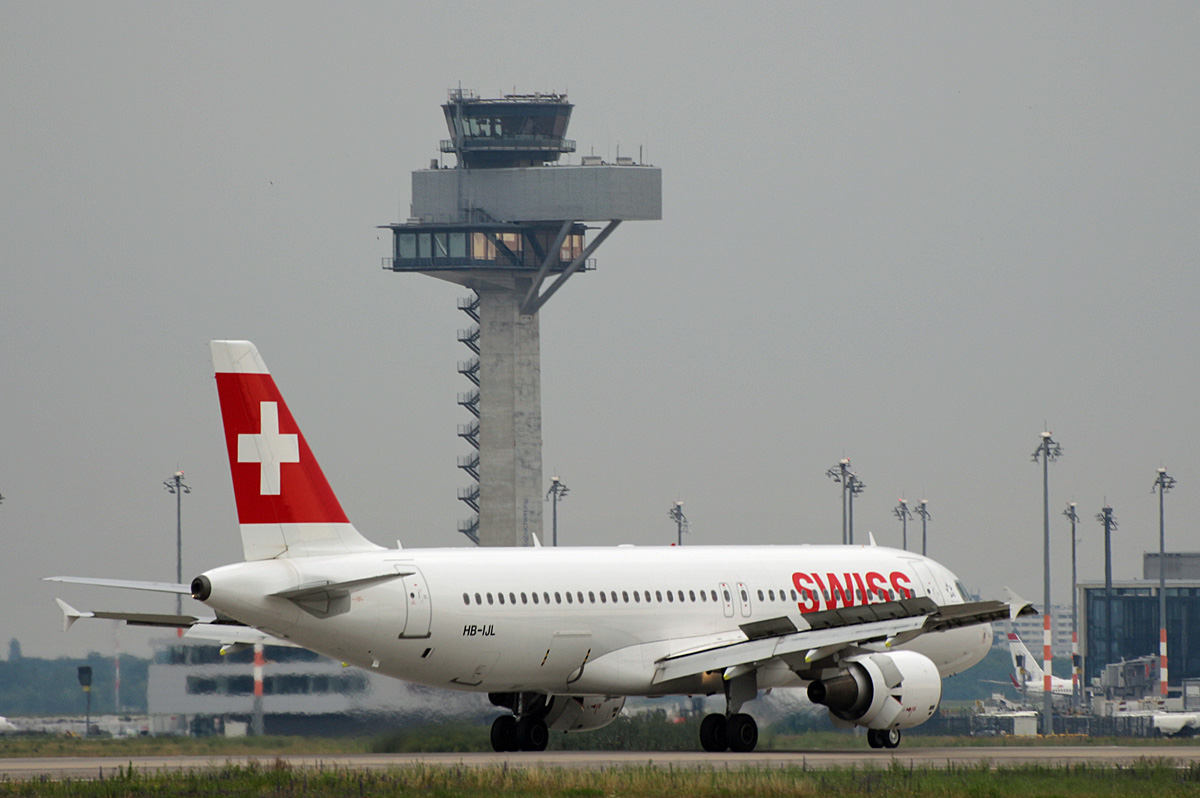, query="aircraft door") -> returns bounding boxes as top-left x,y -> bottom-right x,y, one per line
718,583 -> 734,618
909,563 -> 944,604
398,567 -> 431,639
735,581 -> 753,617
